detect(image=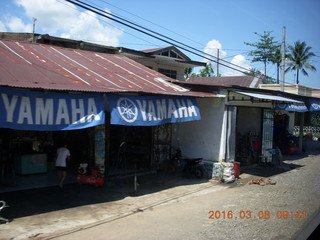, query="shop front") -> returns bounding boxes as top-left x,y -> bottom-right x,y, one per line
0,87 -> 201,191
0,39 -> 210,191
0,87 -> 105,191
225,90 -> 308,166
106,94 -> 201,176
